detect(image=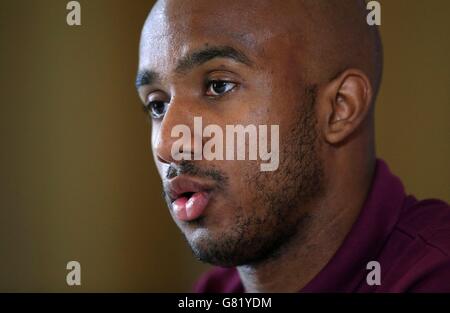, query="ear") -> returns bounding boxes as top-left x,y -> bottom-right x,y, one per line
319,69 -> 373,145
